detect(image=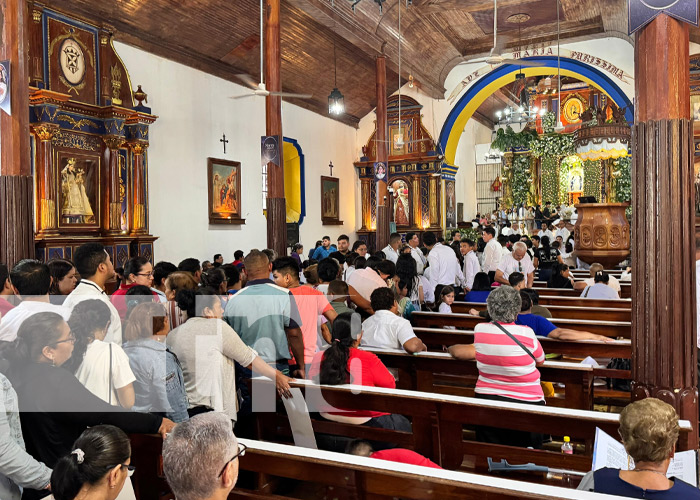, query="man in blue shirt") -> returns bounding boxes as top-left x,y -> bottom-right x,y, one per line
311,236 -> 336,261
517,291 -> 610,341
